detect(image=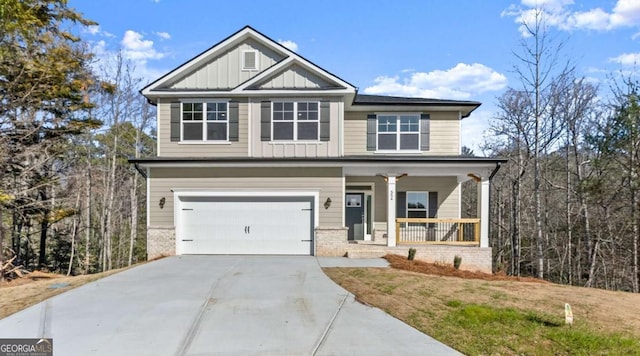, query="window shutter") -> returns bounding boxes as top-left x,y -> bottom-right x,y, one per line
261,101 -> 271,141
228,101 -> 239,142
420,113 -> 430,151
366,114 -> 377,151
396,192 -> 406,219
170,102 -> 180,142
320,100 -> 330,141
428,192 -> 438,218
